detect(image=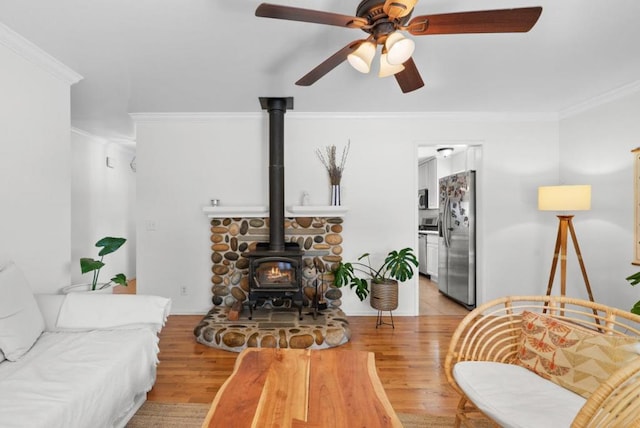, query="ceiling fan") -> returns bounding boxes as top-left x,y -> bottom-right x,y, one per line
255,0 -> 542,93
